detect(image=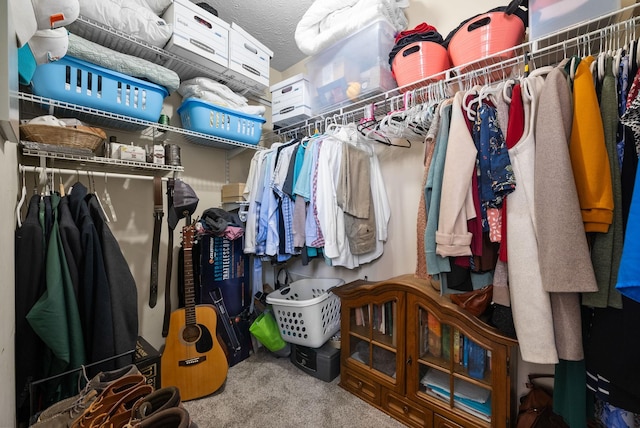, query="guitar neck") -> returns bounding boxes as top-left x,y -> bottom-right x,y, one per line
184,246 -> 197,327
